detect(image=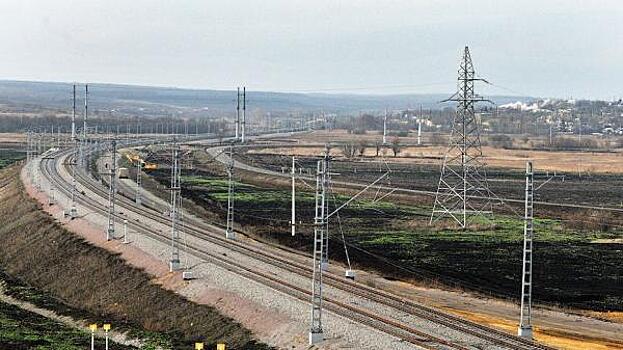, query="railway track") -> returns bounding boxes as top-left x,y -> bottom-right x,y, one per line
43,148 -> 465,350
36,140 -> 553,350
